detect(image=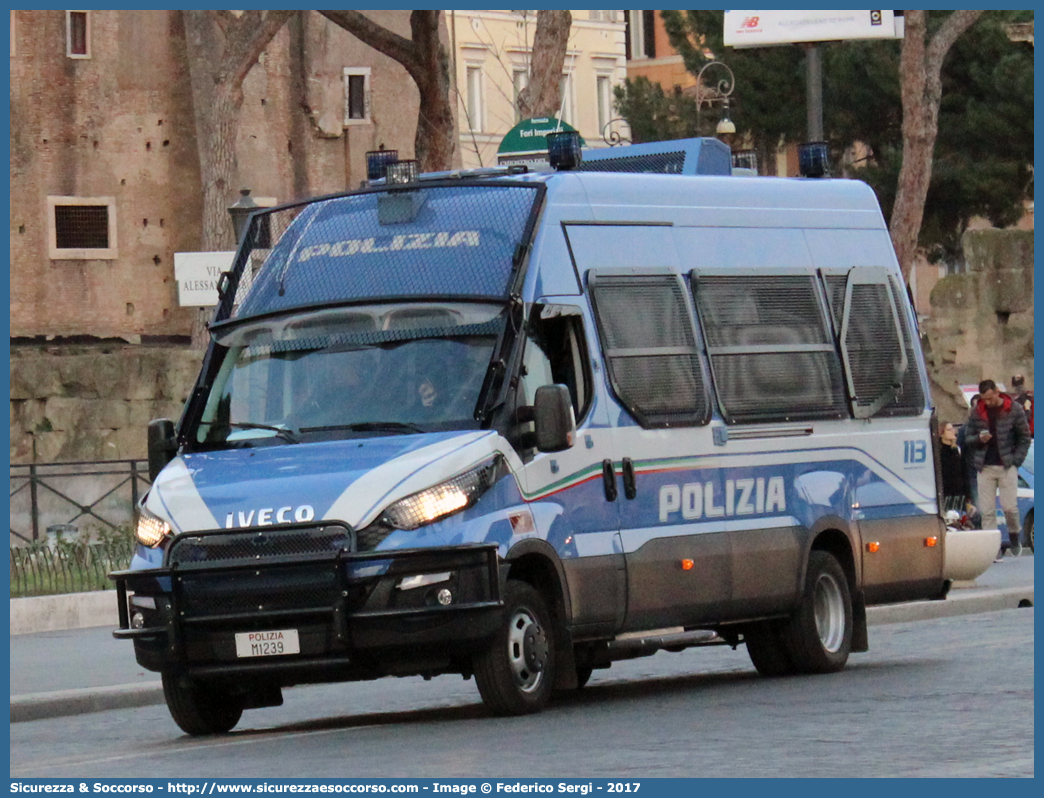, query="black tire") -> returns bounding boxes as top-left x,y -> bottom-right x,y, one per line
1025,512 -> 1034,552
474,580 -> 556,715
162,671 -> 244,736
780,550 -> 853,674
745,620 -> 795,677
